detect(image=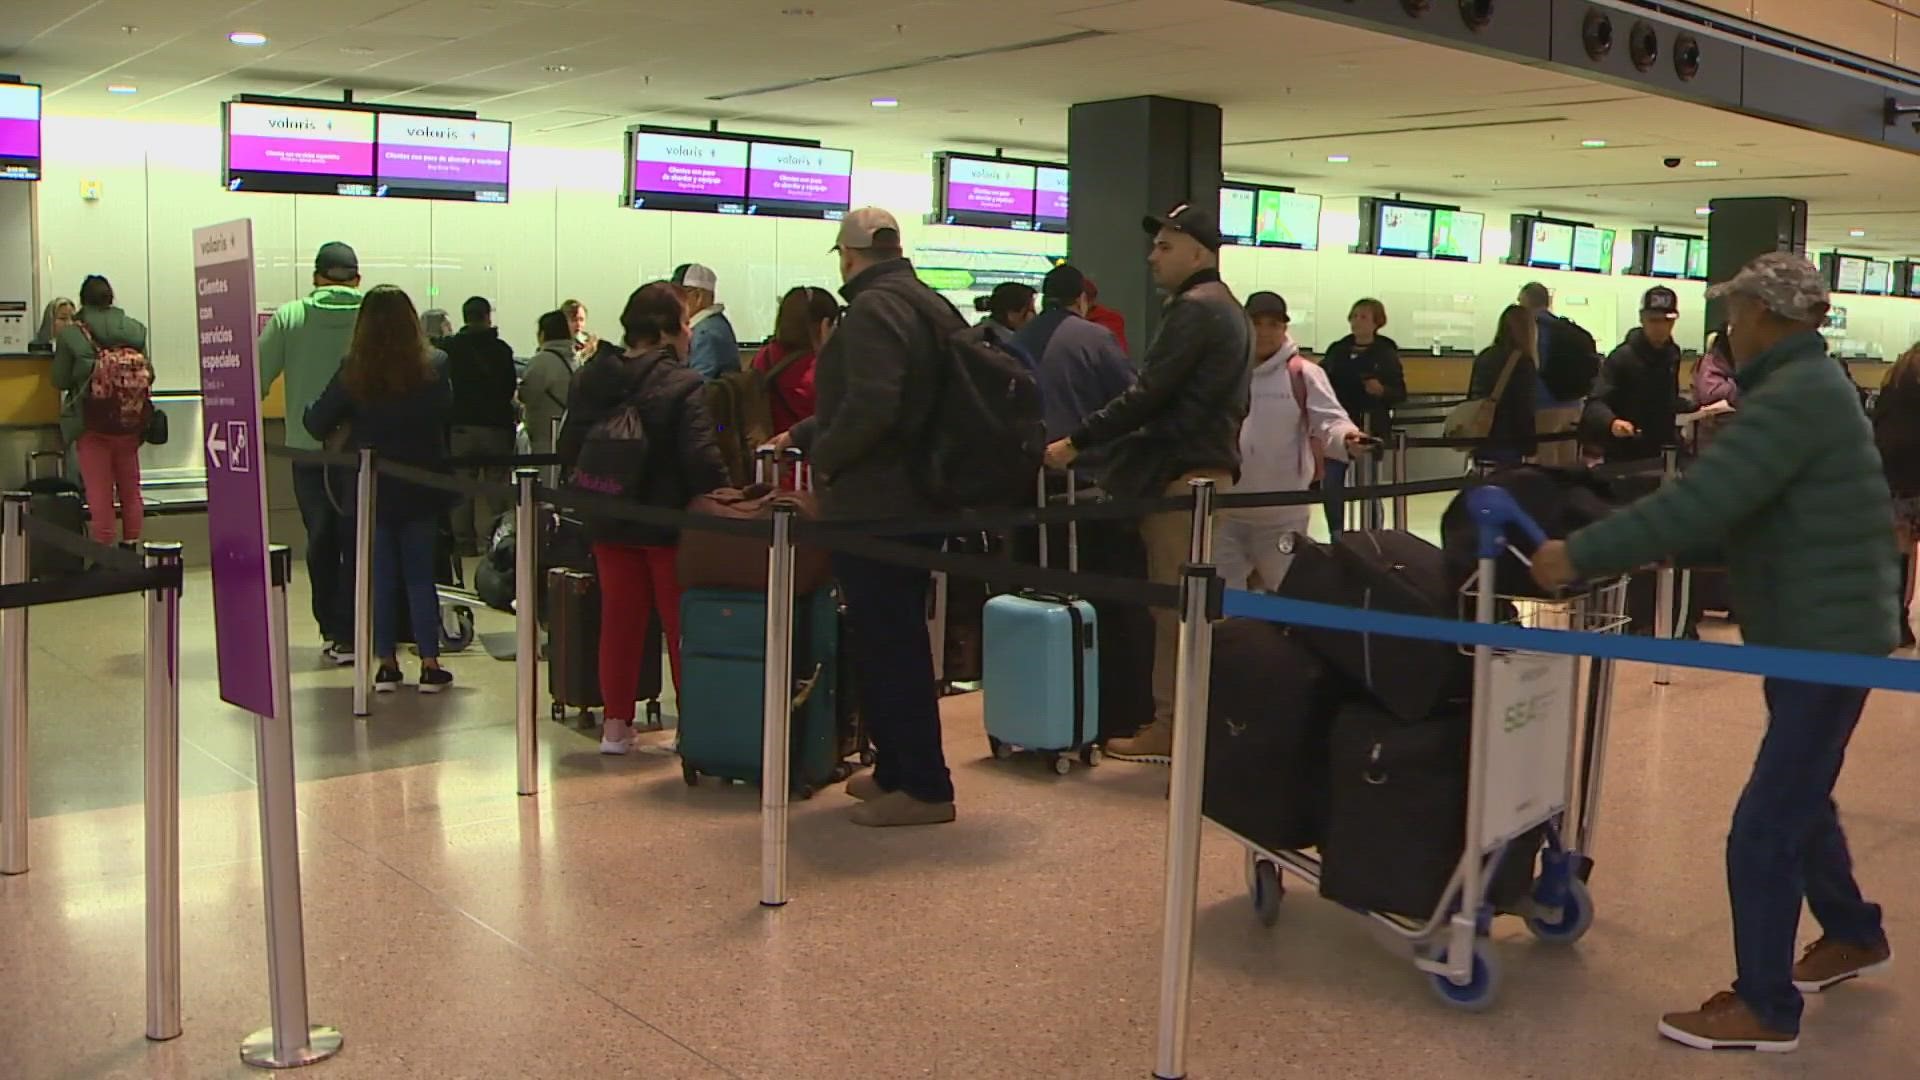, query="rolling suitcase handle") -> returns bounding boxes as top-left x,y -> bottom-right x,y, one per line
1034,467 -> 1079,574
26,450 -> 65,481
